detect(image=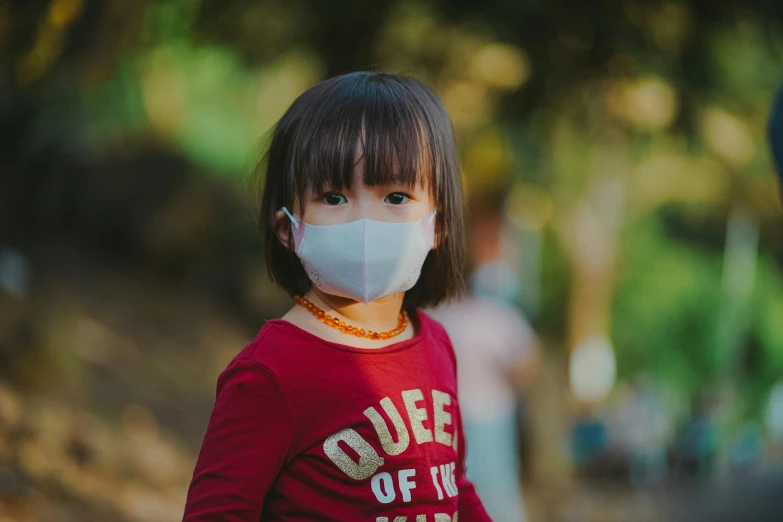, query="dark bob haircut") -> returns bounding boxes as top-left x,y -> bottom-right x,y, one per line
258,71 -> 465,309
